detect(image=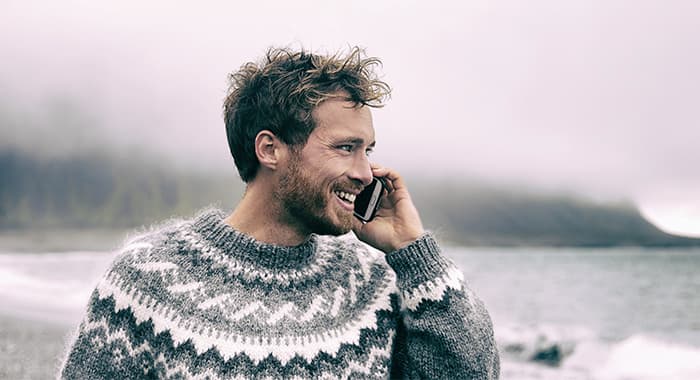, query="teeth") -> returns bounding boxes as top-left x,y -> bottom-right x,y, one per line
335,191 -> 356,203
